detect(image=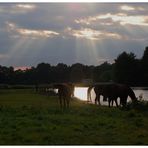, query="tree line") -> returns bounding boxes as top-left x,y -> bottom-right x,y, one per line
0,47 -> 148,86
